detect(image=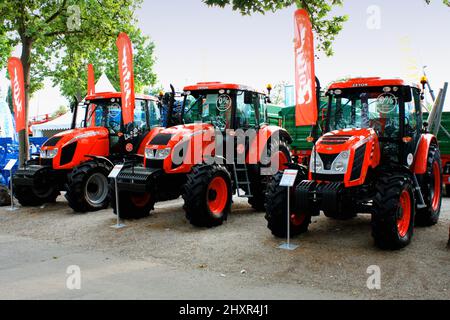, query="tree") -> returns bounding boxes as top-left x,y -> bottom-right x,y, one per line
50,26 -> 157,106
0,0 -> 143,165
6,86 -> 13,115
203,0 -> 449,56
